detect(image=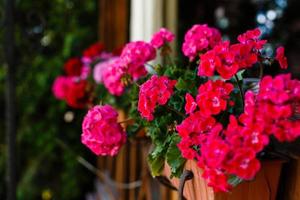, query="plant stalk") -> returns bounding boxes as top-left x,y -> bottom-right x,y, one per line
234,74 -> 245,109
166,105 -> 185,118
